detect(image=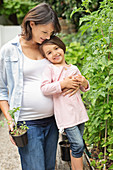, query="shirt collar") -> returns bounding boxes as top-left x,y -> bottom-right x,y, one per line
11,35 -> 22,51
